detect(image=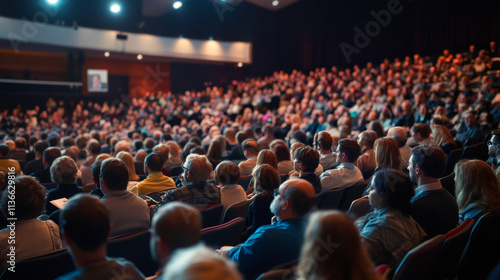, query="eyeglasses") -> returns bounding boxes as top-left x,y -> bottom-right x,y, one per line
488,140 -> 496,146
273,189 -> 282,197
182,164 -> 189,171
